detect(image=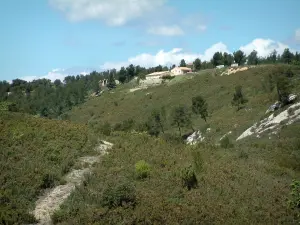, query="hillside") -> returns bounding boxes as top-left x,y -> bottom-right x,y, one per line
0,112 -> 95,224
68,65 -> 300,140
1,64 -> 300,224
47,64 -> 300,224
